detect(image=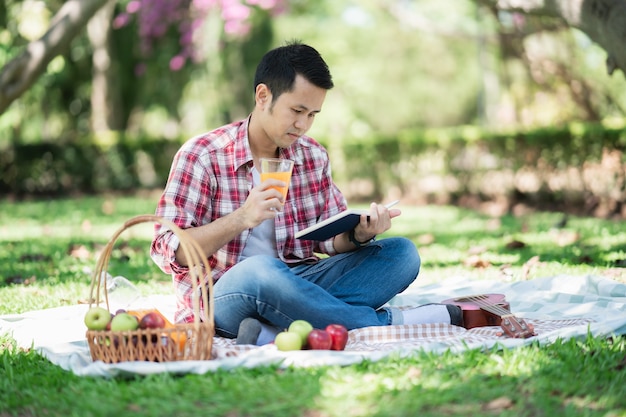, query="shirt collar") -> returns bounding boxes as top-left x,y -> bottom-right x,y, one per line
234,115 -> 305,170
233,116 -> 254,171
